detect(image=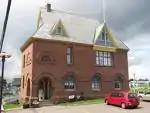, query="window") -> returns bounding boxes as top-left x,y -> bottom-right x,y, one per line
118,93 -> 124,97
64,76 -> 75,90
55,26 -> 62,35
92,75 -> 100,90
23,55 -> 25,67
101,31 -> 105,41
100,30 -> 109,41
67,47 -> 73,64
22,76 -> 24,88
128,93 -> 137,98
95,29 -> 114,47
110,93 -> 117,97
96,51 -> 113,66
114,77 -> 123,90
